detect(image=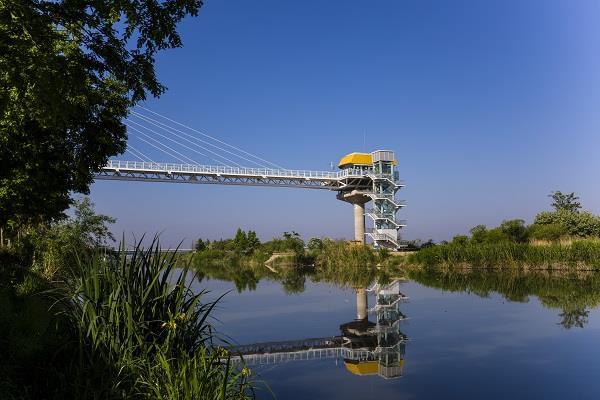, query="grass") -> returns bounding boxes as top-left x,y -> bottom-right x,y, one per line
408,239 -> 600,270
